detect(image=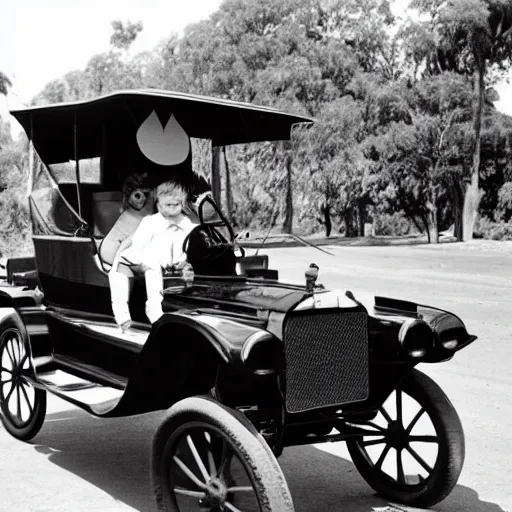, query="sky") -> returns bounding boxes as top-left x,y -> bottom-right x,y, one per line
0,0 -> 223,113
0,0 -> 511,122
